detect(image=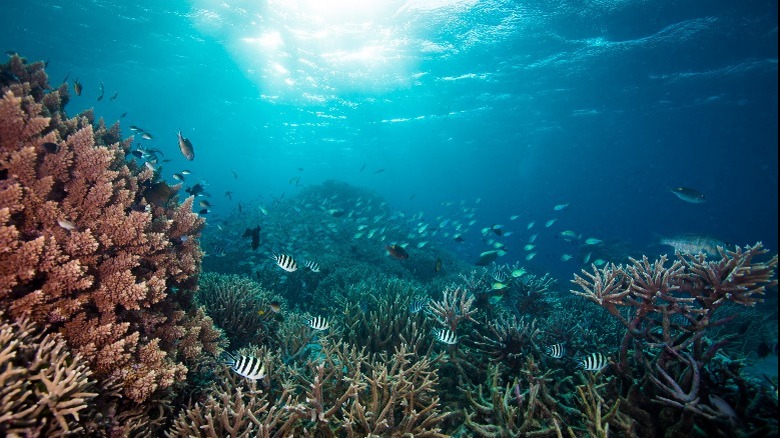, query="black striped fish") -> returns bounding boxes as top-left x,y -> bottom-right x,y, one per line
304,315 -> 329,330
491,269 -> 507,283
433,328 -> 457,345
546,343 -> 566,359
303,260 -> 321,272
223,352 -> 265,380
577,352 -> 609,371
409,299 -> 429,314
271,253 -> 298,272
